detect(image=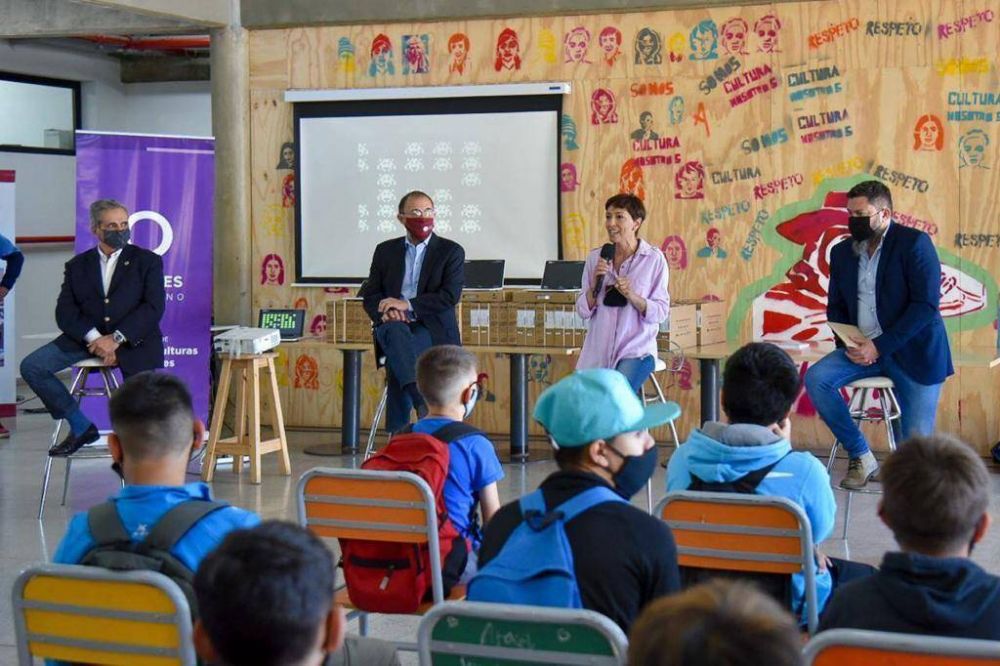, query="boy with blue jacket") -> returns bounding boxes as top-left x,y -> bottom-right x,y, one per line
666,342 -> 839,618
